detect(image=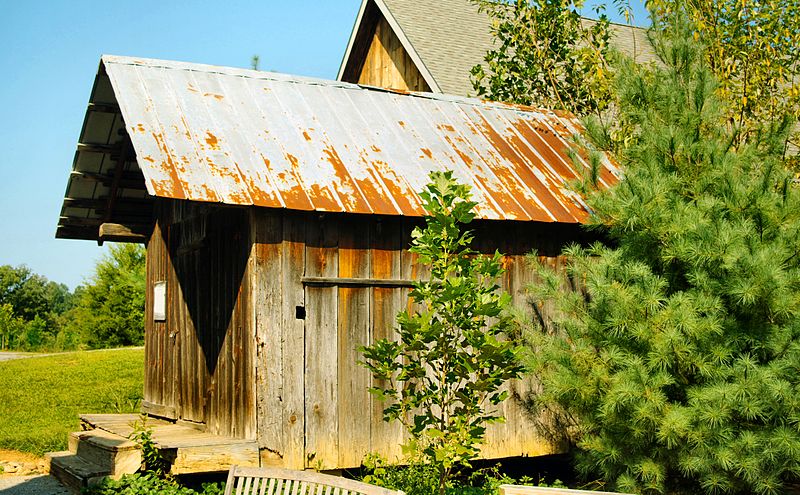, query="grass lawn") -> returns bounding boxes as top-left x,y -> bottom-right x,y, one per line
0,348 -> 144,456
